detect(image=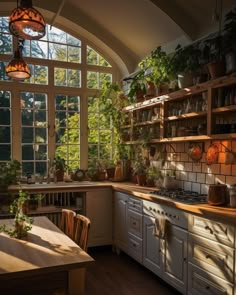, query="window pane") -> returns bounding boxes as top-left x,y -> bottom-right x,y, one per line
31,40 -> 48,59
49,43 -> 67,61
22,145 -> 34,160
48,27 -> 66,43
0,62 -> 12,81
0,145 -> 11,160
0,34 -> 12,54
87,46 -> 111,67
68,69 -> 81,87
54,67 -> 67,86
34,65 -> 48,85
68,46 -> 81,63
0,127 -> 10,143
0,109 -> 10,125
